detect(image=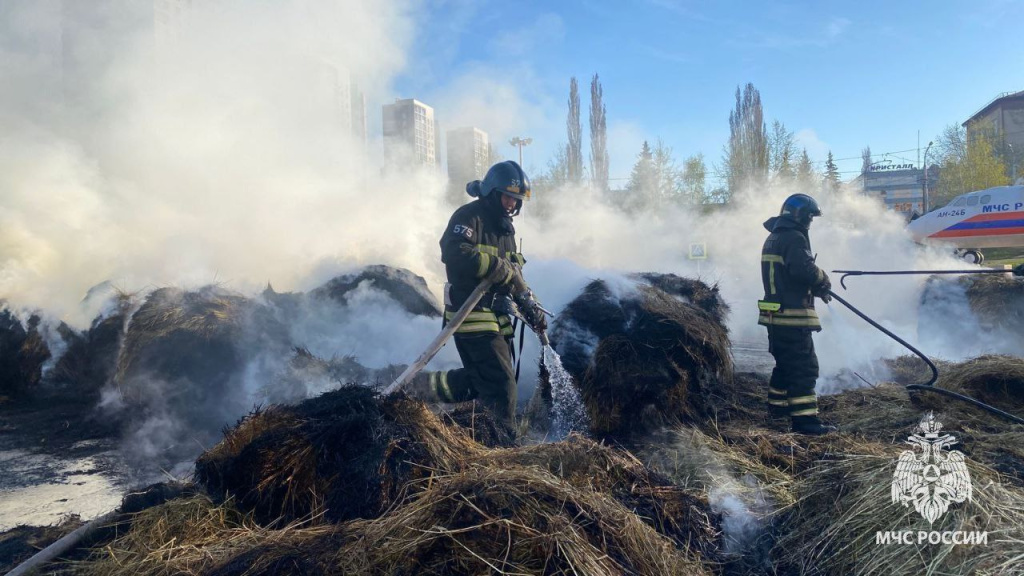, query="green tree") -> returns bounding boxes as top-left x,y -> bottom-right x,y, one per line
795,148 -> 818,192
589,73 -> 609,191
934,124 -> 1009,208
823,151 -> 840,193
768,120 -> 796,175
722,82 -> 769,194
567,77 -> 583,184
623,140 -> 686,212
861,145 -> 872,174
681,153 -> 707,204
